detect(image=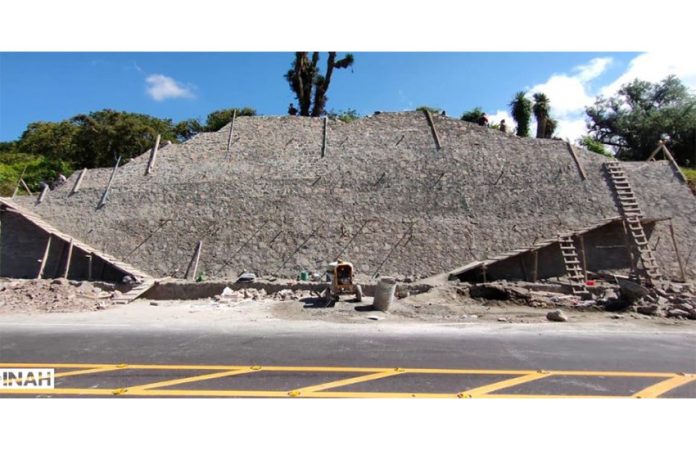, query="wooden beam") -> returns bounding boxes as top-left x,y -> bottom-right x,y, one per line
20,179 -> 33,196
37,234 -> 53,279
423,110 -> 442,151
98,156 -> 122,208
37,184 -> 49,204
11,166 -> 28,199
668,219 -> 686,282
646,142 -> 663,161
71,168 -> 87,195
145,135 -> 161,175
578,235 -> 588,282
660,143 -> 688,183
225,110 -> 237,161
566,141 -> 587,180
532,250 -> 539,282
62,239 -> 74,279
185,241 -> 203,280
86,253 -> 93,281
